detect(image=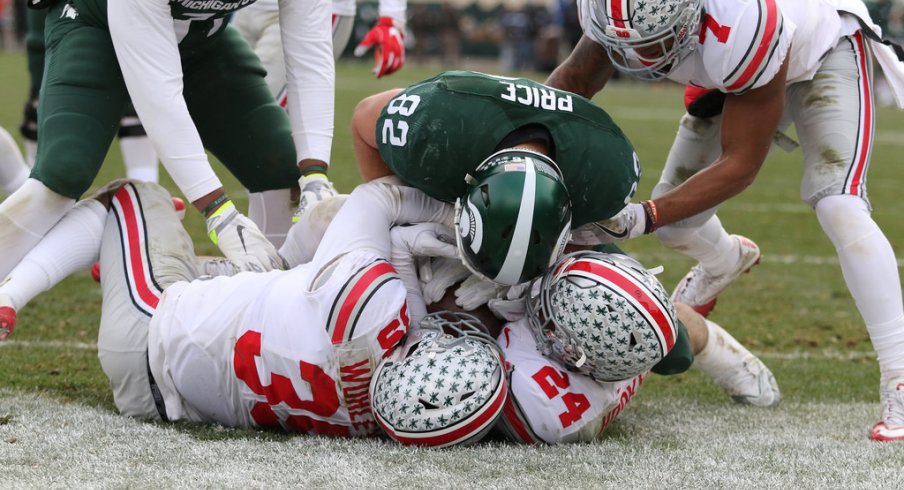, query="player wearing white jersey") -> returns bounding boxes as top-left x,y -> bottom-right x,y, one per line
547,0 -> 904,442
231,0 -> 406,219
